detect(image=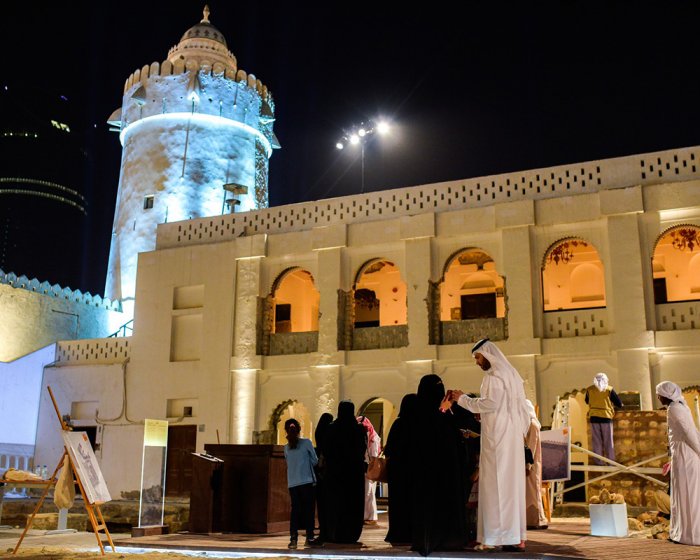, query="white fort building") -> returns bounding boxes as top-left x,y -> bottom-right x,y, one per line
1,8 -> 699,498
